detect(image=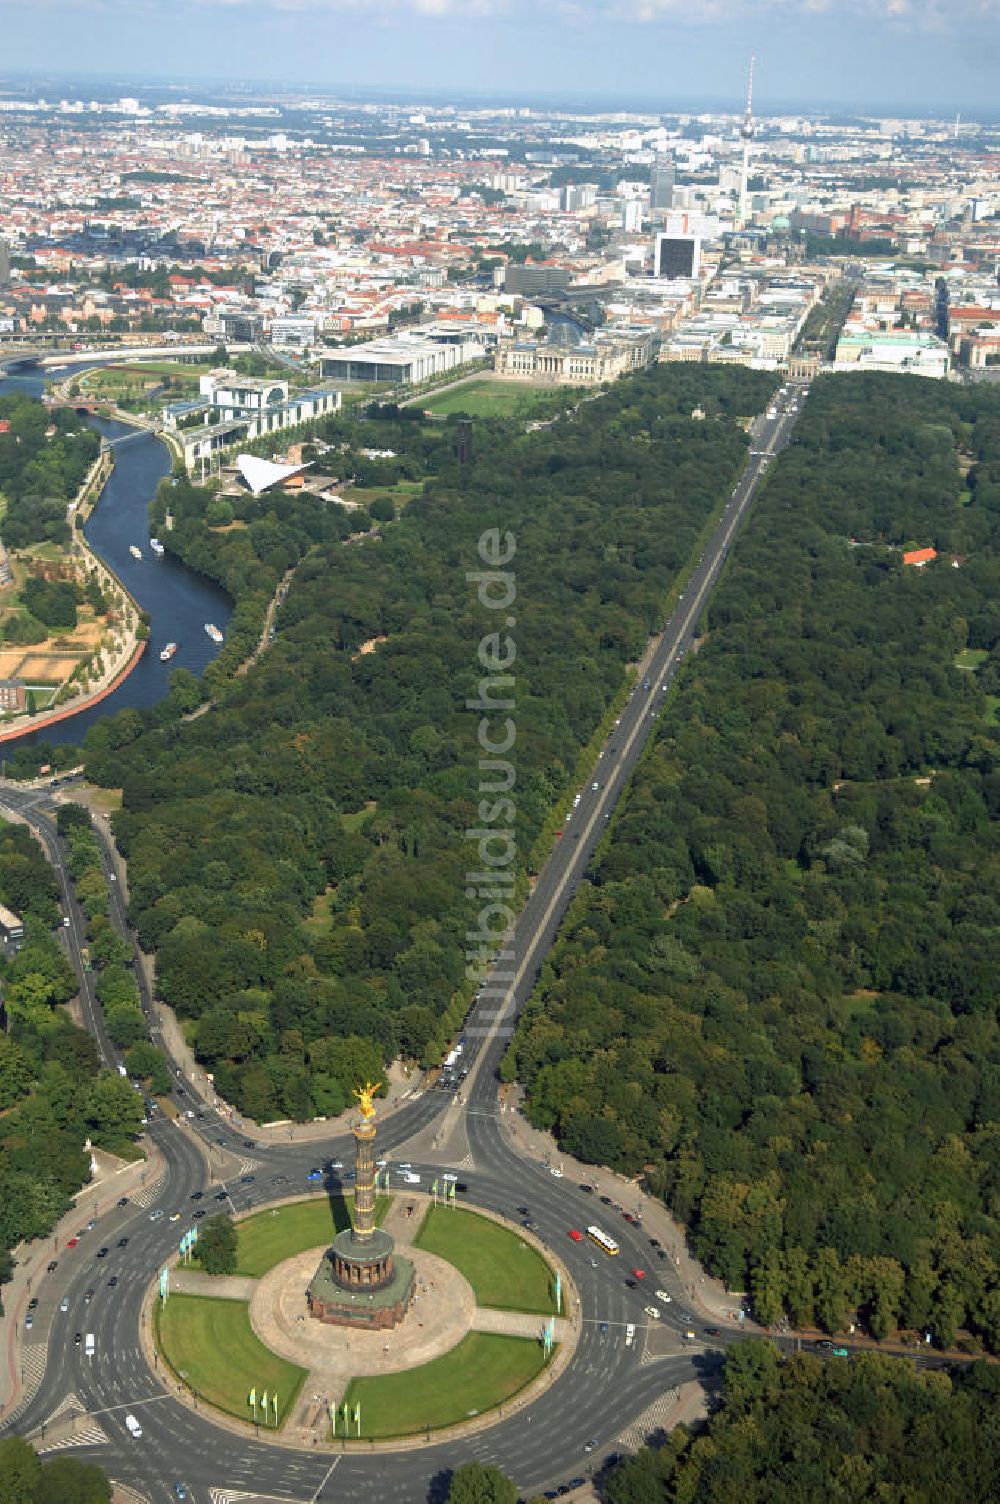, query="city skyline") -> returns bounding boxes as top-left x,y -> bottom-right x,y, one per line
4,0 -> 1000,116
